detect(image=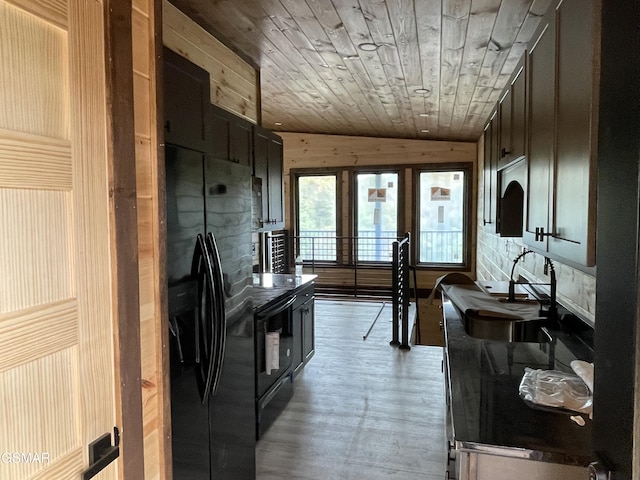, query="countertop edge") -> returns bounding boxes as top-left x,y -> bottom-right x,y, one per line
252,274 -> 317,312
